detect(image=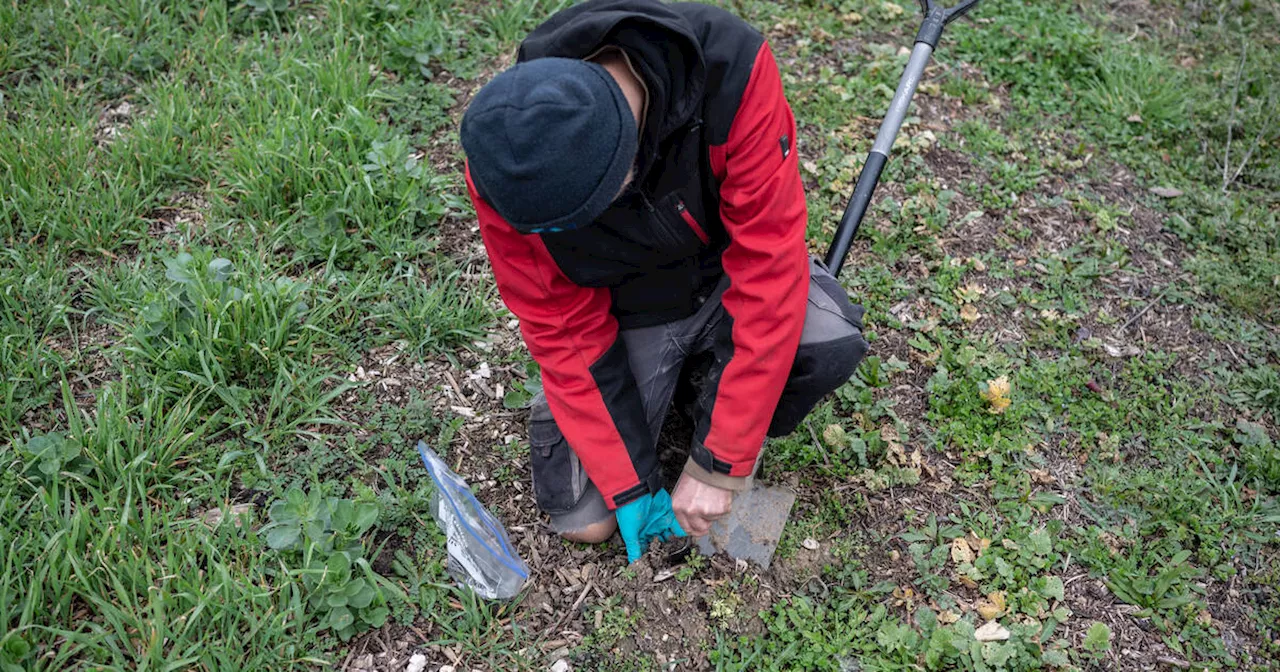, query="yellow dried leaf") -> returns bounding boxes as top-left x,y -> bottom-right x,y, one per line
951,537 -> 975,564
980,376 -> 1012,414
965,532 -> 992,556
886,441 -> 907,467
953,283 -> 987,303
960,304 -> 980,323
822,424 -> 847,447
938,610 -> 961,625
976,600 -> 1001,621
976,592 -> 1007,620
